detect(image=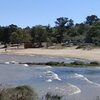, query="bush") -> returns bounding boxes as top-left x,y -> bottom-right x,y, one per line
71,61 -> 84,65
90,61 -> 99,65
0,85 -> 38,100
46,62 -> 65,66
